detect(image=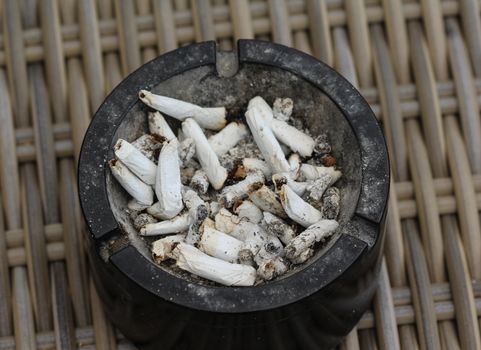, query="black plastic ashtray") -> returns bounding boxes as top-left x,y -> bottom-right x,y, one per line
78,40 -> 389,350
